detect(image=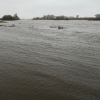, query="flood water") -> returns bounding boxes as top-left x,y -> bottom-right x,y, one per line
0,20 -> 100,100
